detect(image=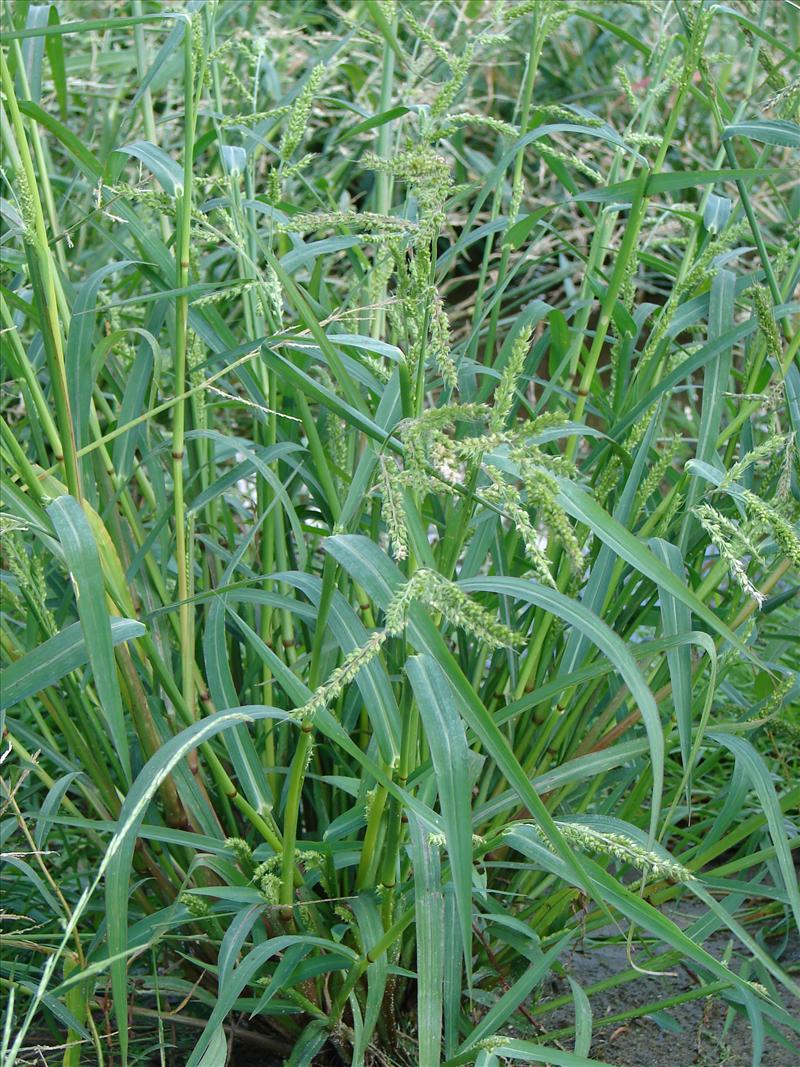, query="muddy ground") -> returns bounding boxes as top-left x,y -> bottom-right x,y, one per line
22,918 -> 800,1065
542,929 -> 799,1067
